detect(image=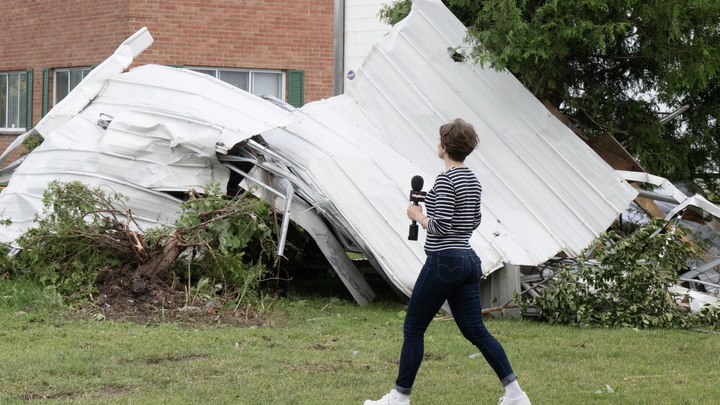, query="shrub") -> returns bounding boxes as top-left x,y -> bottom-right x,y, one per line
519,218 -> 720,329
12,181 -> 277,303
14,181 -> 136,297
156,182 -> 276,302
